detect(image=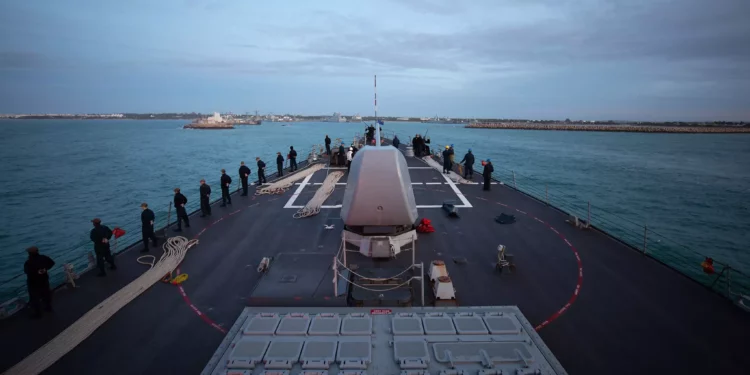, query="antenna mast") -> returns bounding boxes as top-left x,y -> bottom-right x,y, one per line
374,75 -> 381,146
